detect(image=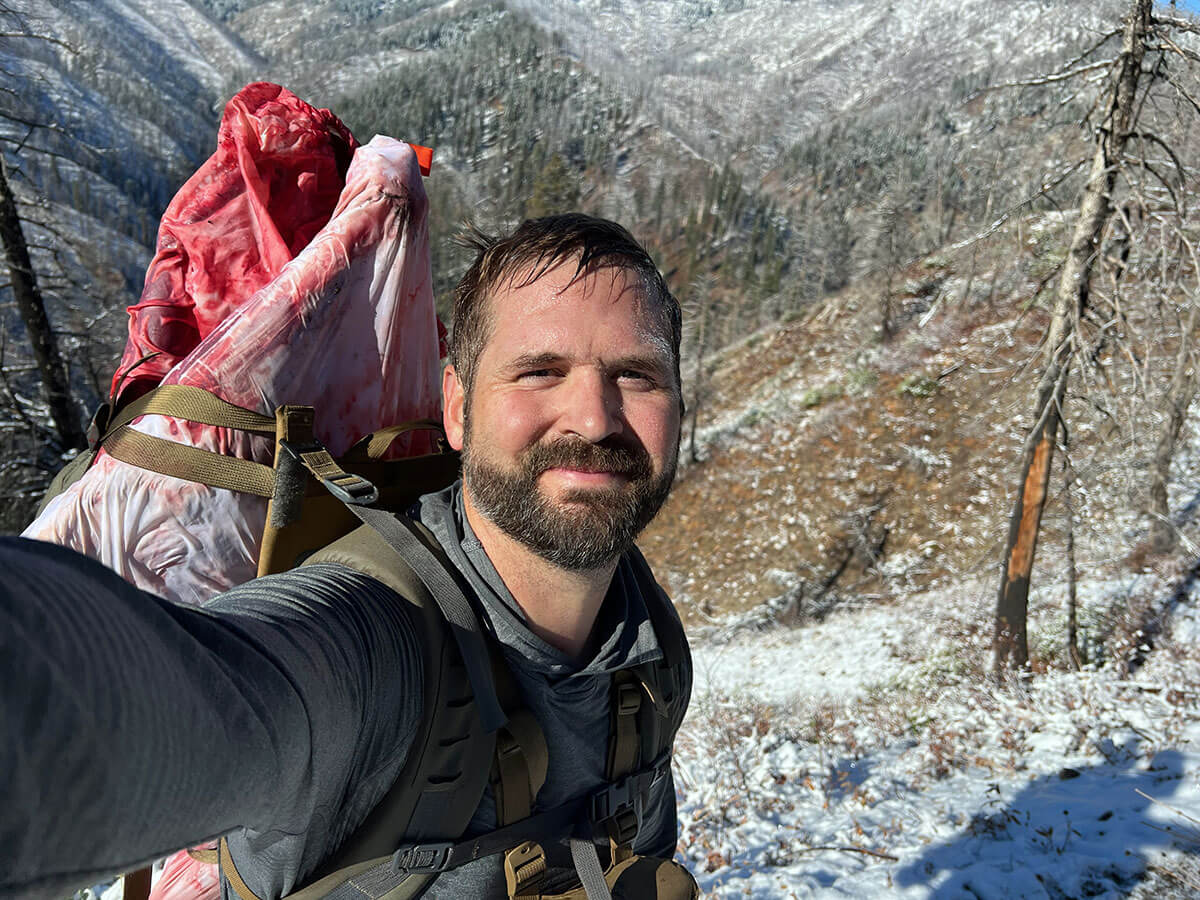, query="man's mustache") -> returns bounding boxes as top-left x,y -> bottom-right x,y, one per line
520,438 -> 652,479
